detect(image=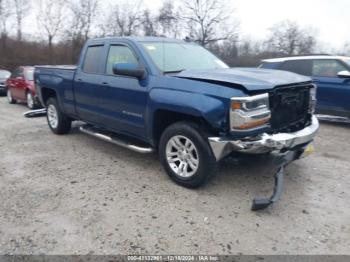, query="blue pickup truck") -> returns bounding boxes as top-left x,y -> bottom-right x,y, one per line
35,37 -> 319,210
